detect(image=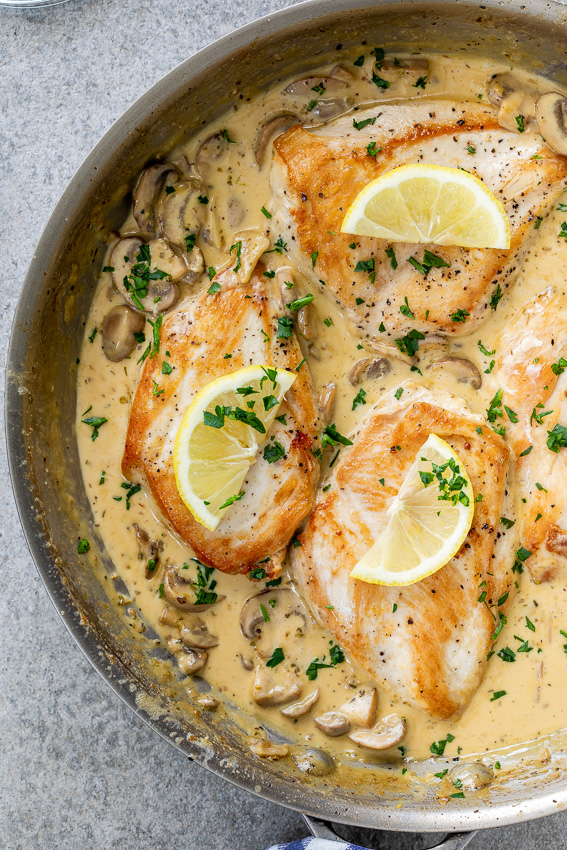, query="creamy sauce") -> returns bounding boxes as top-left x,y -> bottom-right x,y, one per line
77,50 -> 567,770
